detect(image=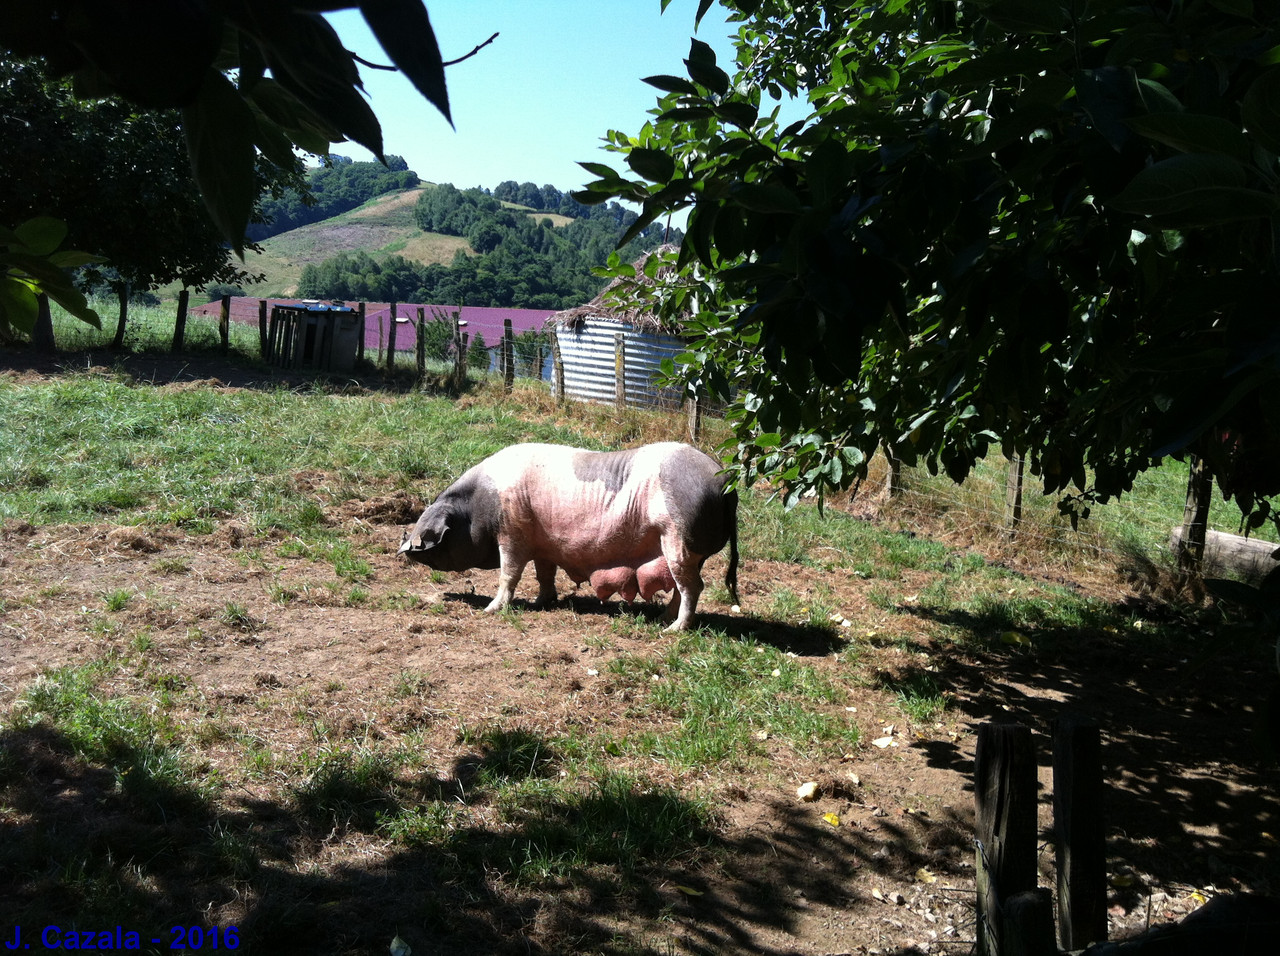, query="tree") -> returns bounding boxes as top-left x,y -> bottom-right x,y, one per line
0,58 -> 306,344
251,155 -> 419,240
578,0 -> 1280,535
1,0 -> 453,259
